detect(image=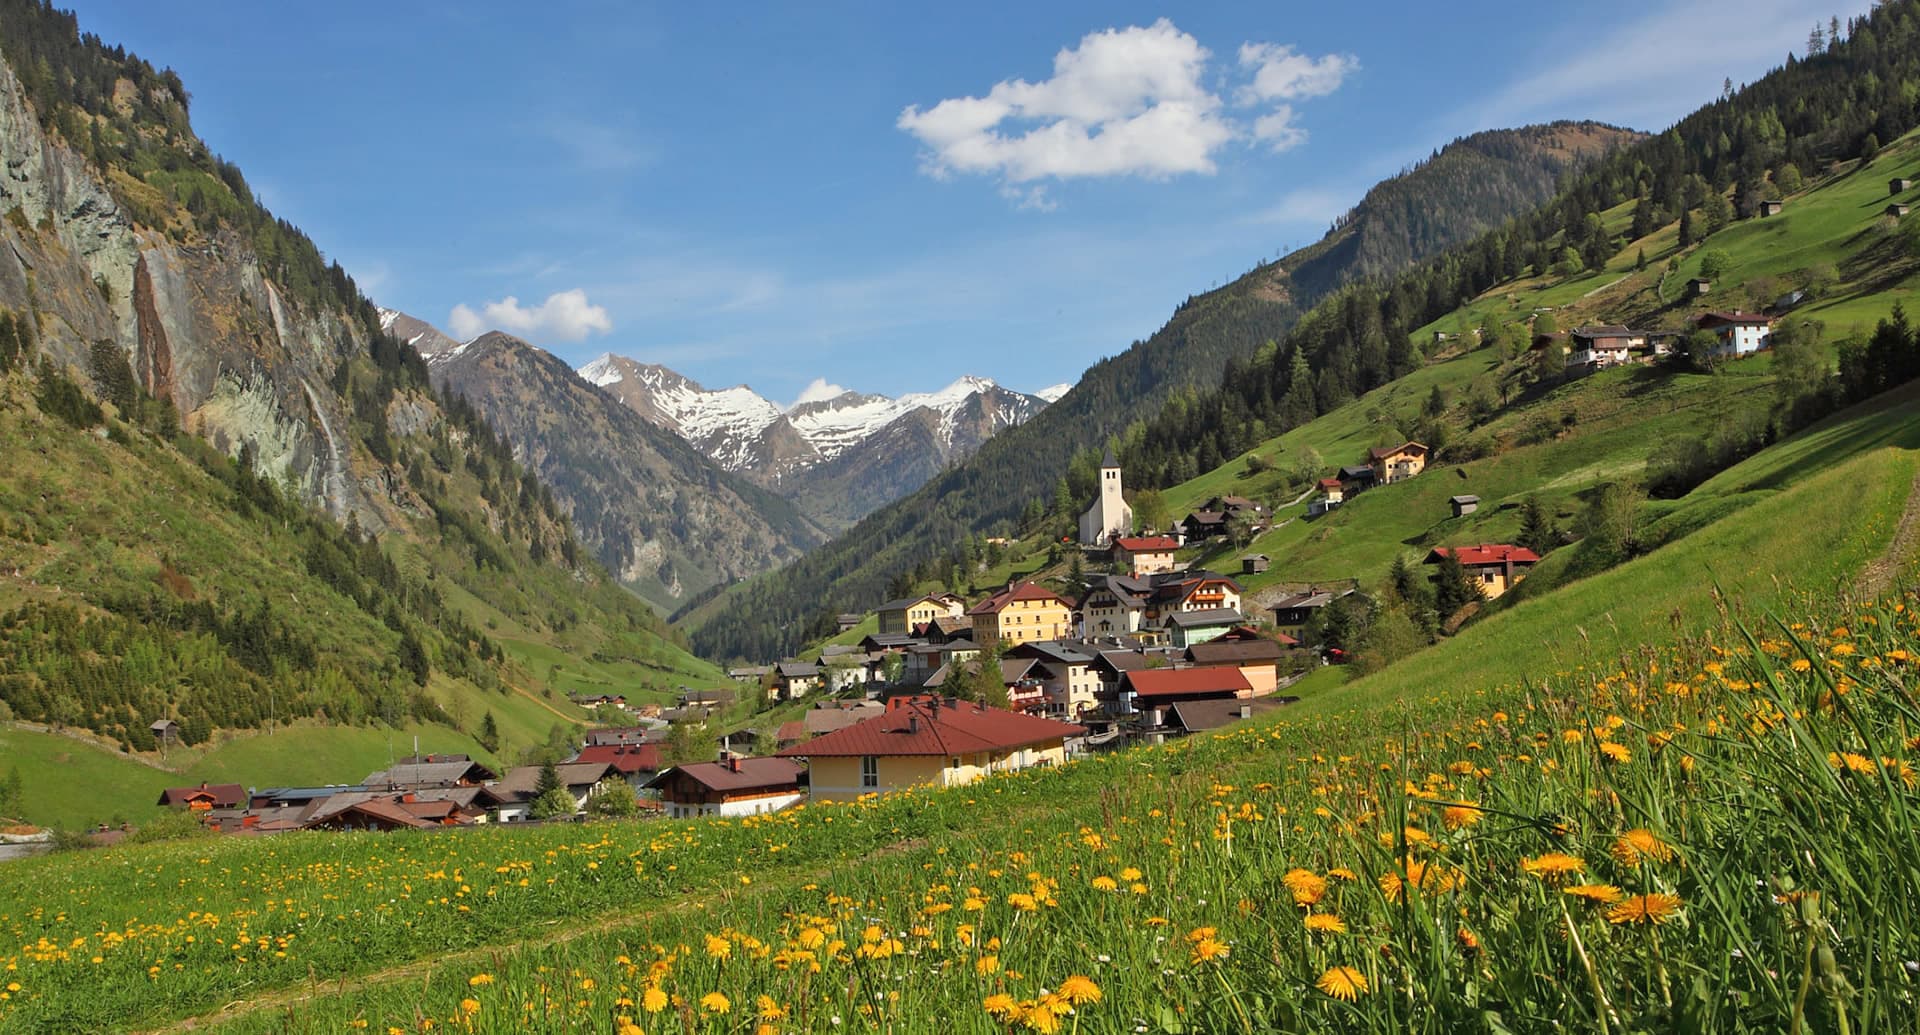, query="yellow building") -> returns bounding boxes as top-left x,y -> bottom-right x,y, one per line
1423,544 -> 1541,600
967,582 -> 1074,645
875,593 -> 966,635
1368,441 -> 1429,484
778,697 -> 1085,802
